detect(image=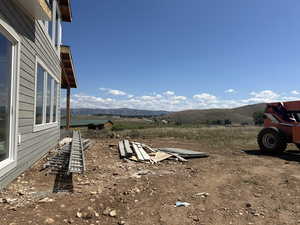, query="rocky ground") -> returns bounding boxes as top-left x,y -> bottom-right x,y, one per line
1,135 -> 300,225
